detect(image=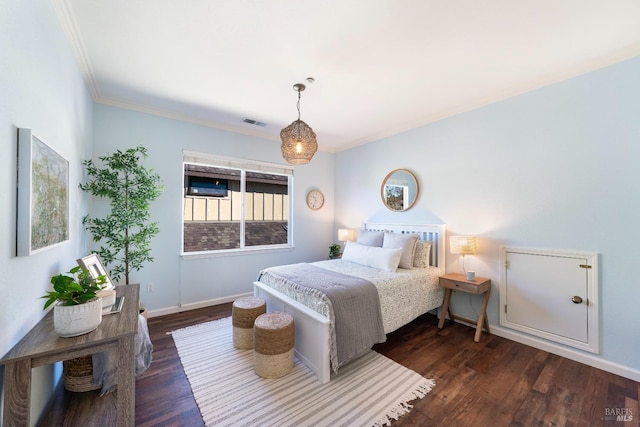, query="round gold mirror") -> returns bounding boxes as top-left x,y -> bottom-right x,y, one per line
380,169 -> 419,211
